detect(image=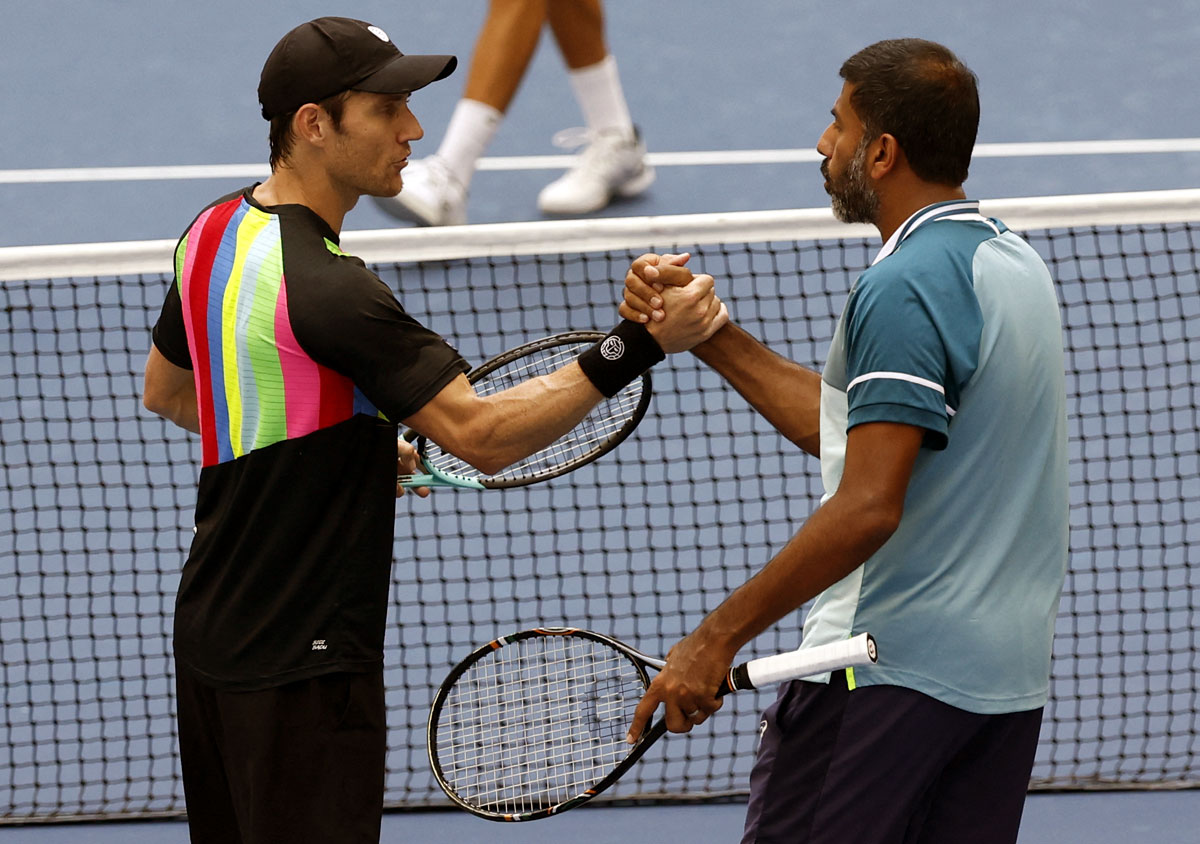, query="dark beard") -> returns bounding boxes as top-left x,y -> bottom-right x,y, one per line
824,139 -> 879,225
